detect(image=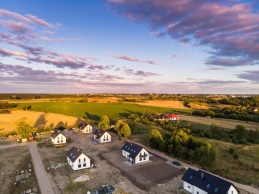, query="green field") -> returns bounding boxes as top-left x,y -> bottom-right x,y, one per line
17,102 -> 184,120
